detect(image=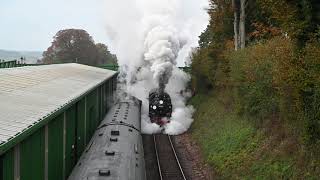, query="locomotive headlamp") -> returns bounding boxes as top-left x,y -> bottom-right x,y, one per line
159,100 -> 164,104
152,105 -> 157,110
